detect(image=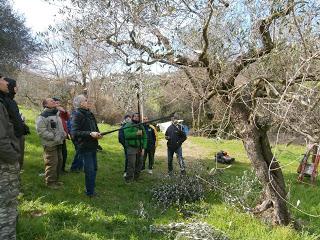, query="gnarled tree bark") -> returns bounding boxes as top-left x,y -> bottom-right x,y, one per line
230,101 -> 290,225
